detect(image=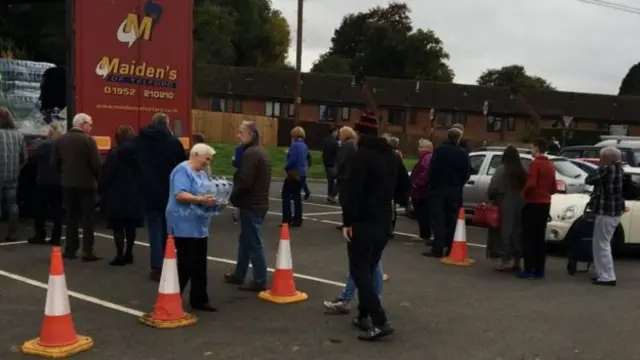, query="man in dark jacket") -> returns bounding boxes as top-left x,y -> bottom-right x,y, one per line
424,127 -> 471,258
227,121 -> 272,291
52,113 -> 102,261
122,113 -> 186,281
322,127 -> 339,202
341,114 -> 410,341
